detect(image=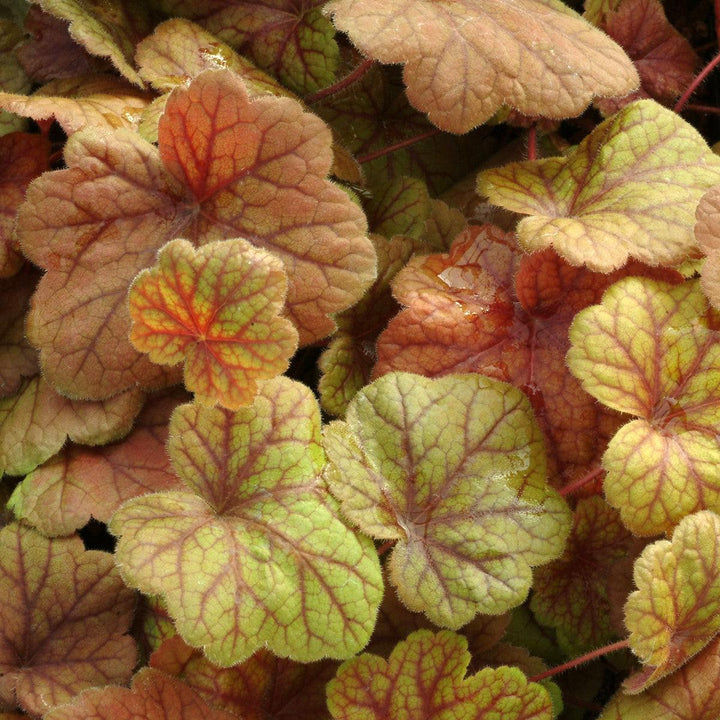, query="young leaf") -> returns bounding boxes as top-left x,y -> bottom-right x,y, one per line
596,0 -> 698,115
156,0 -> 339,95
17,69 -> 374,400
530,496 -> 638,655
110,377 -> 382,666
598,635 -> 720,719
478,100 -> 720,271
150,635 -> 337,720
327,629 -> 553,720
7,391 -> 184,536
32,0 -> 151,86
0,378 -> 143,477
129,238 -> 298,409
567,277 -> 720,535
43,667 -> 237,720
623,511 -> 720,692
323,372 -> 571,628
324,0 -> 638,134
0,524 -> 136,717
0,74 -> 152,135
0,133 -> 49,277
